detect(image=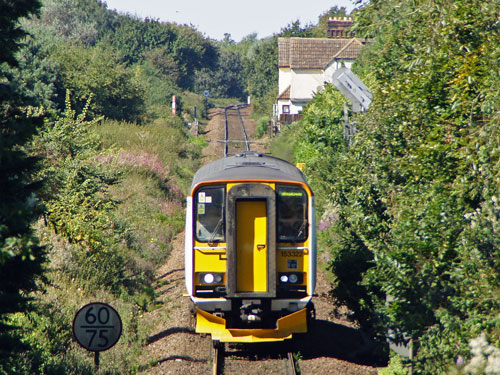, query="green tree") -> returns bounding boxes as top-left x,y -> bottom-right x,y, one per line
297,0 -> 500,373
194,48 -> 246,99
0,0 -> 46,370
172,25 -> 218,89
51,42 -> 145,122
104,15 -> 177,65
244,37 -> 278,113
105,16 -> 217,90
9,31 -> 64,111
279,19 -> 316,38
32,92 -> 133,292
25,0 -> 121,46
35,0 -> 99,45
313,6 -> 349,37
